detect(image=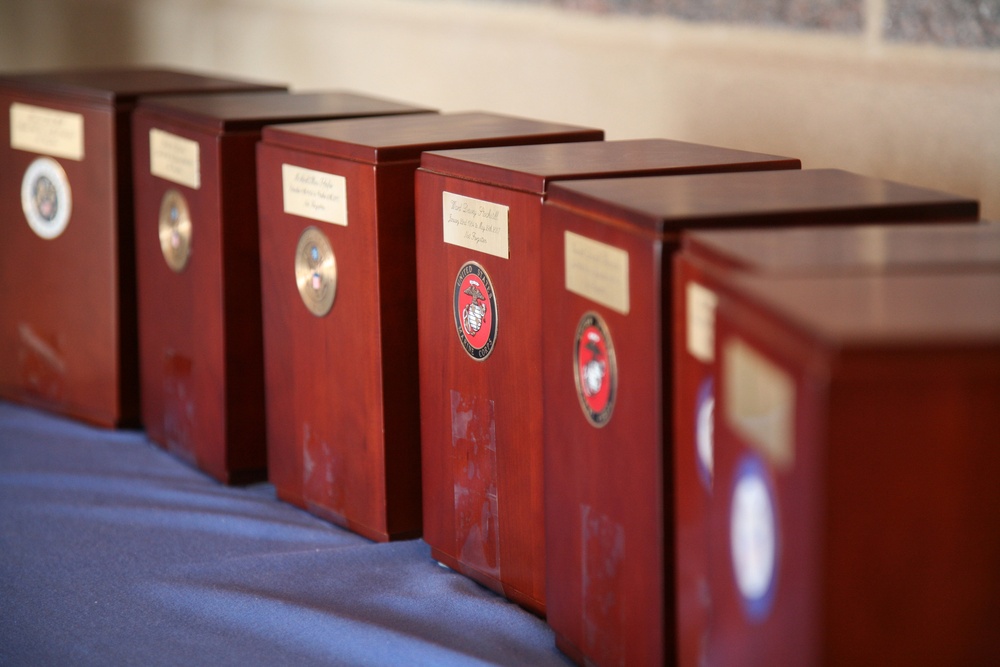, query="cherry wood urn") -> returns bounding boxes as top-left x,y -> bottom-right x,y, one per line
256,112 -> 609,541
538,169 -> 979,665
0,67 -> 284,427
706,271 -> 1000,665
415,139 -> 798,614
132,90 -> 432,484
674,221 -> 991,666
